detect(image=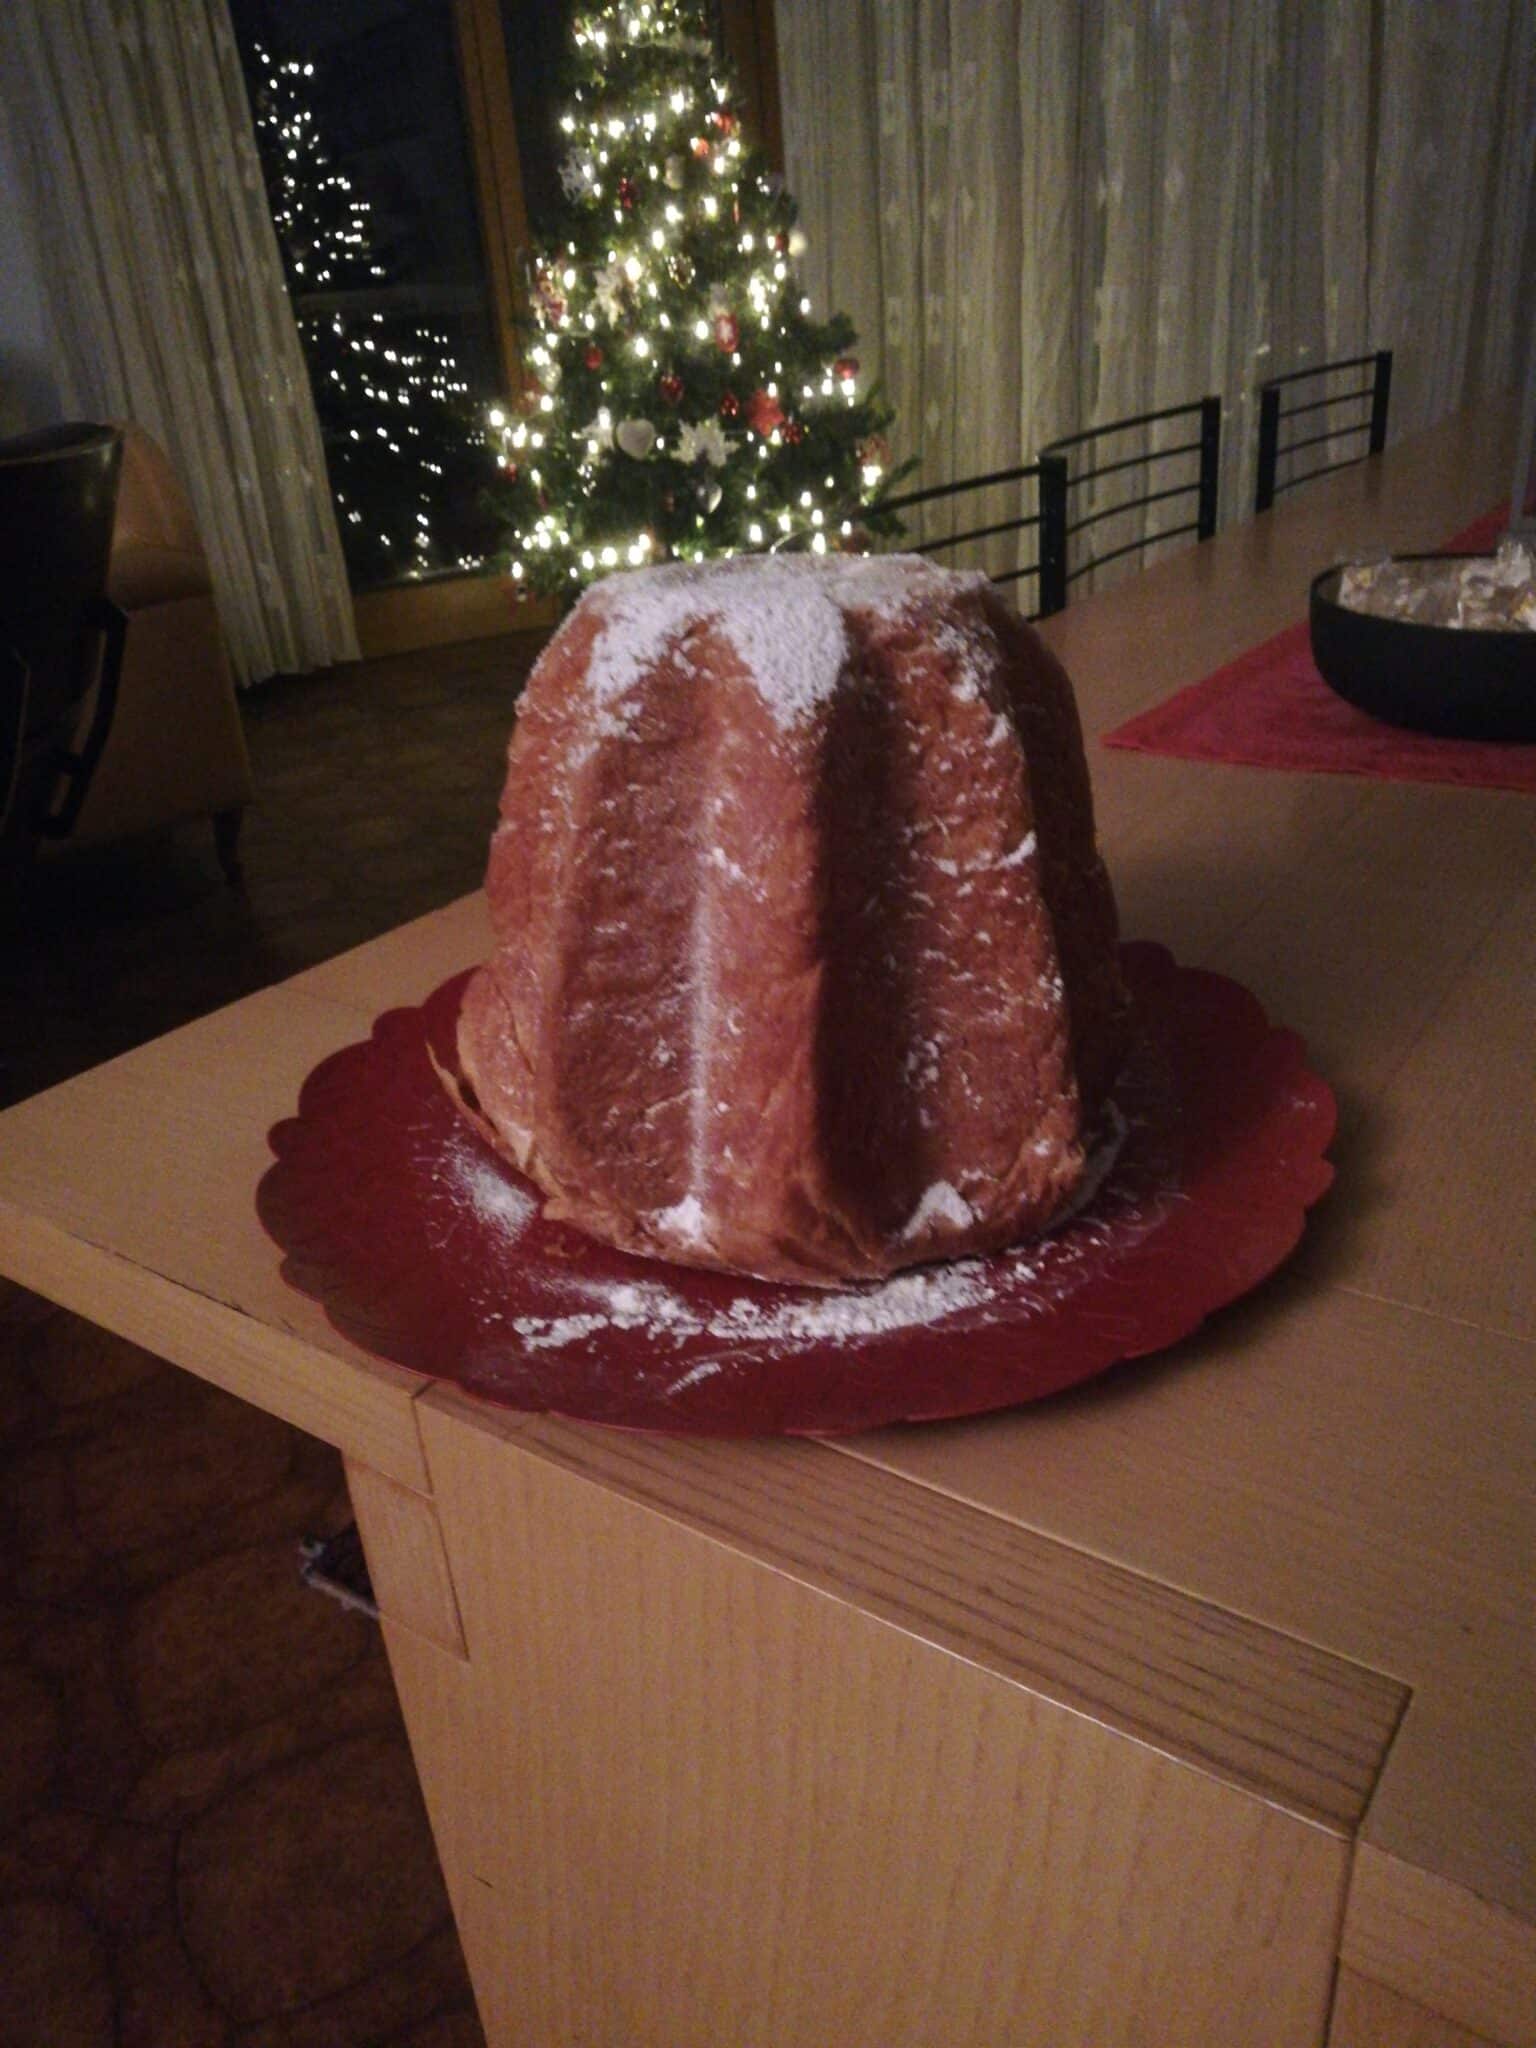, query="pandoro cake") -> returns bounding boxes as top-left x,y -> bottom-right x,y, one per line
455,552 -> 1131,1286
